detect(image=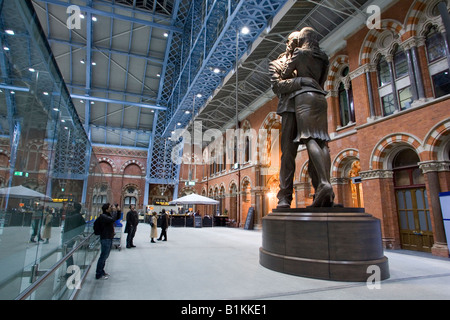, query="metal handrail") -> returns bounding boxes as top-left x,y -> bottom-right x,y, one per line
14,232 -> 98,300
